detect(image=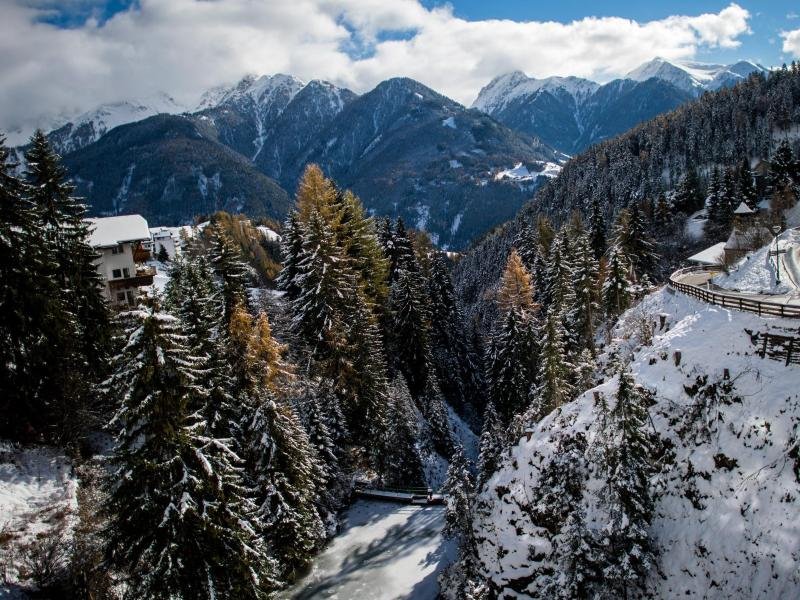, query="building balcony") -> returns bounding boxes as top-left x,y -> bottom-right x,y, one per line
108,266 -> 156,290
